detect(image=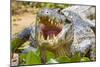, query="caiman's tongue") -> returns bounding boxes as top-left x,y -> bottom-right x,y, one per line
46,31 -> 58,36
40,23 -> 62,39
